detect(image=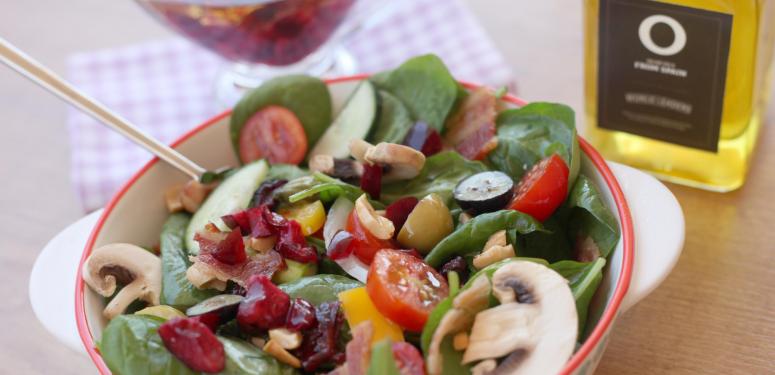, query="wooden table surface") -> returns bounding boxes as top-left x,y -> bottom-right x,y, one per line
1,1 -> 773,374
